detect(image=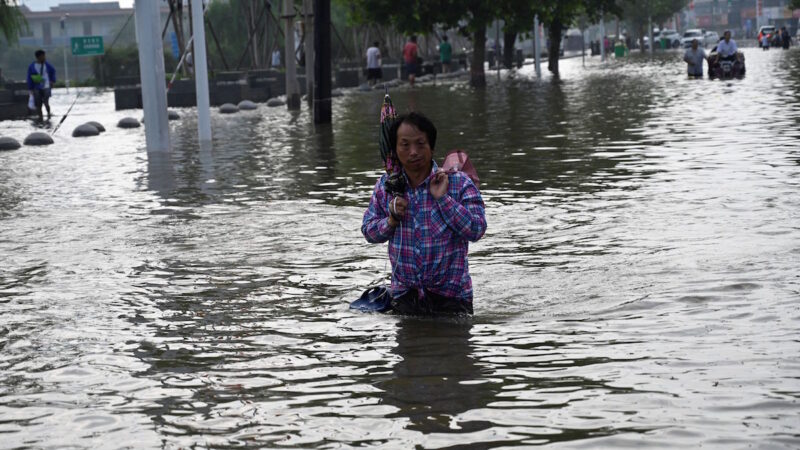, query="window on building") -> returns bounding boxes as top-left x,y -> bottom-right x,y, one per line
83,21 -> 92,36
43,22 -> 52,45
